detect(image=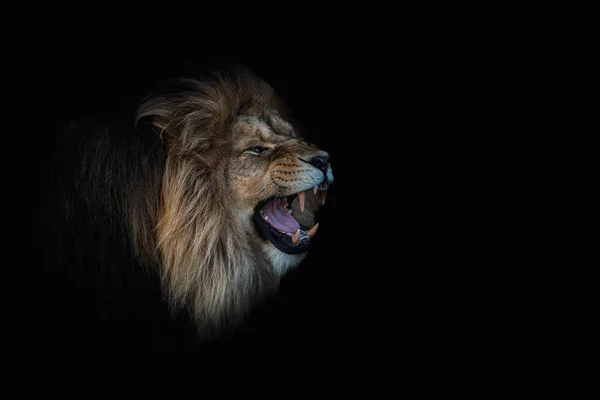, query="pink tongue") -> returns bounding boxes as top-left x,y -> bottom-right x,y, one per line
261,198 -> 300,233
